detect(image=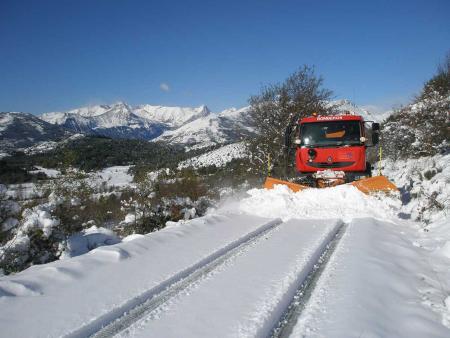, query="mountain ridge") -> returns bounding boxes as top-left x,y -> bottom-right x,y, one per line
1,100 -> 390,154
